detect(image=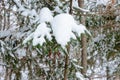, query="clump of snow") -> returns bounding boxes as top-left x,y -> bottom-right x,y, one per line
72,24 -> 90,36
16,48 -> 26,59
11,74 -> 16,80
21,9 -> 37,17
54,0 -> 63,7
33,23 -> 51,46
23,22 -> 51,46
0,30 -> 11,38
39,63 -> 49,71
31,51 -> 37,57
21,71 -> 28,80
51,13 -> 76,47
23,7 -> 89,48
39,7 -> 53,23
116,16 -> 120,22
54,6 -> 63,13
73,0 -> 79,8
51,13 -> 88,47
76,71 -> 84,80
13,0 -> 37,17
13,0 -> 24,10
30,9 -> 37,17
21,9 -> 29,16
